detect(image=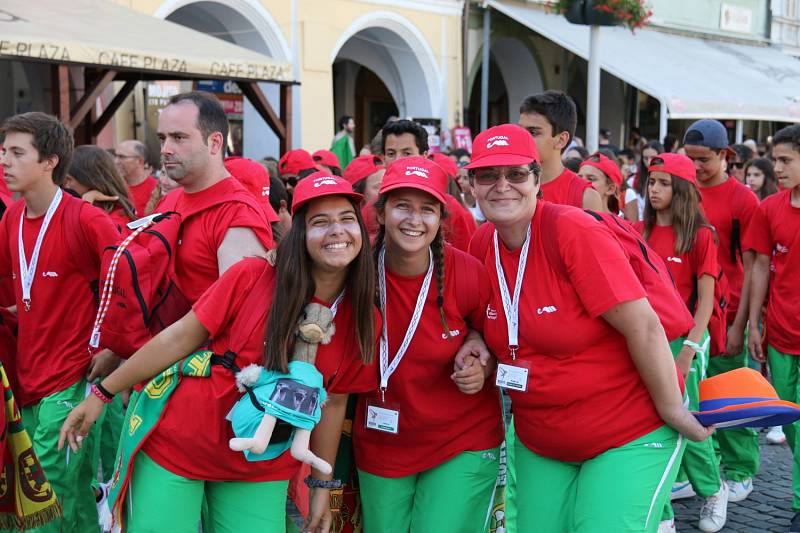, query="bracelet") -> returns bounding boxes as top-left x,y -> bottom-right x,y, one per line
303,475 -> 342,489
683,339 -> 704,355
91,383 -> 114,404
